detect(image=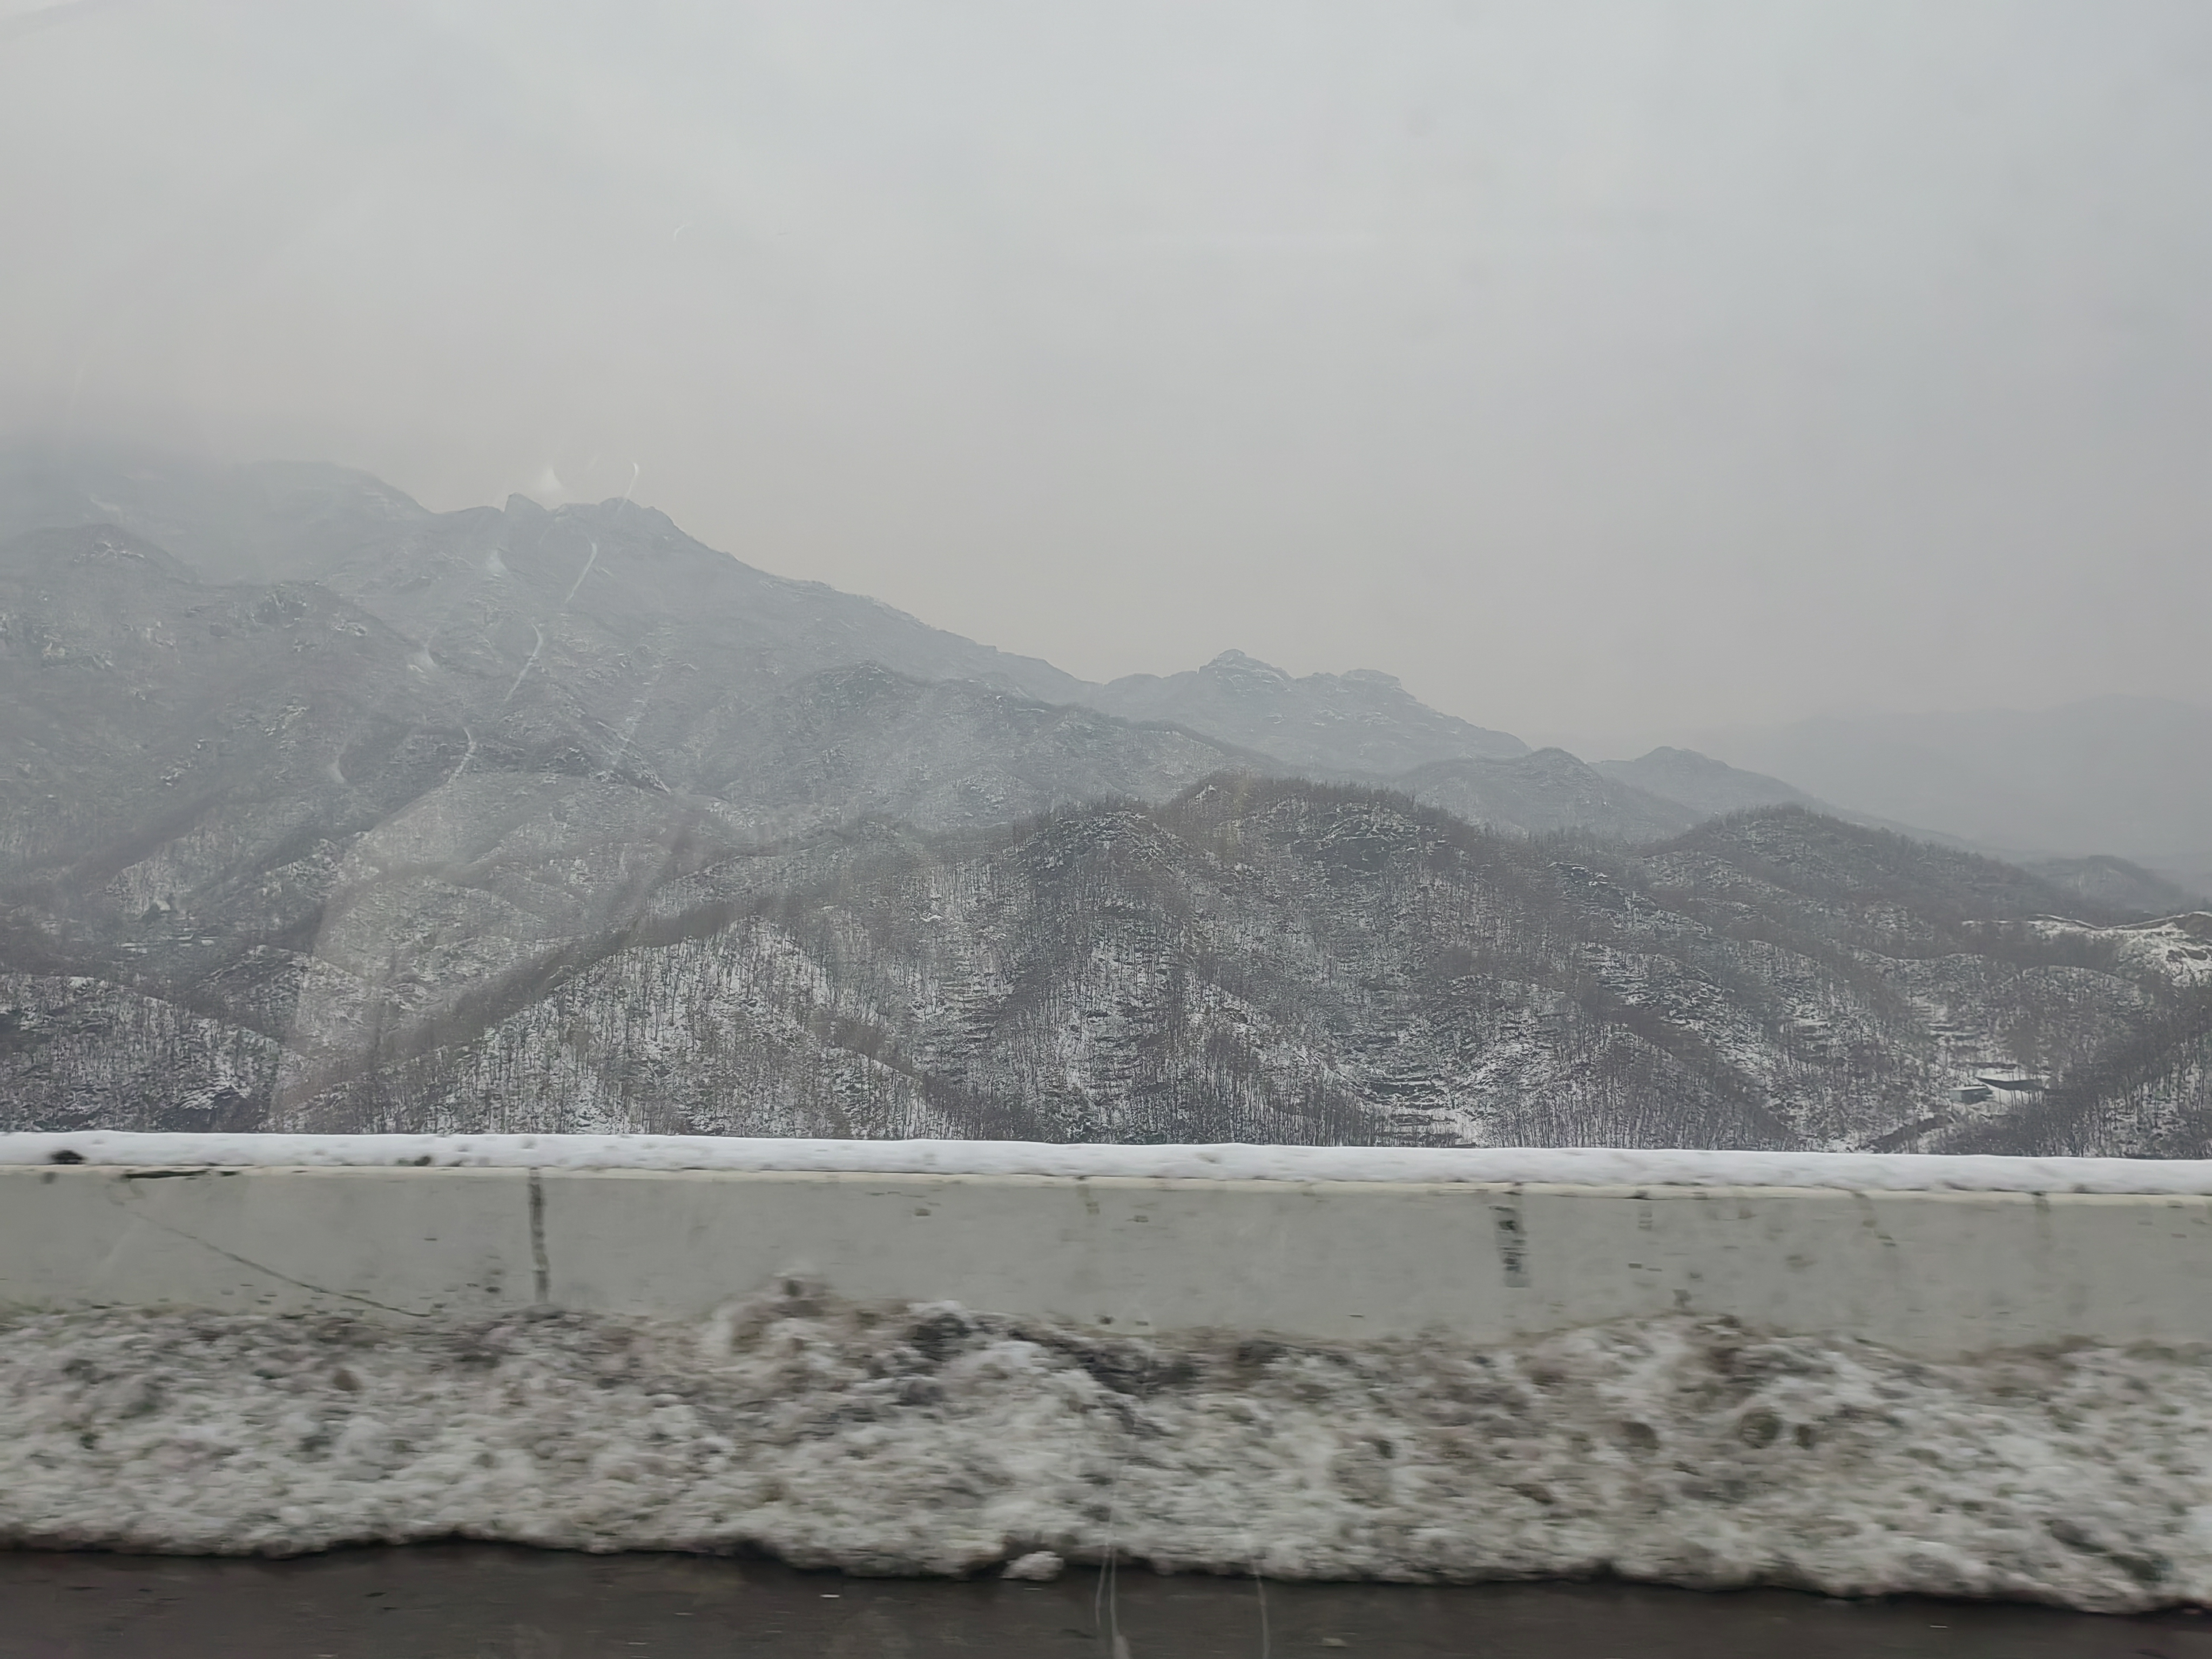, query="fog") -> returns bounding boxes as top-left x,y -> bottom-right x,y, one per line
4,0 -> 2209,748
